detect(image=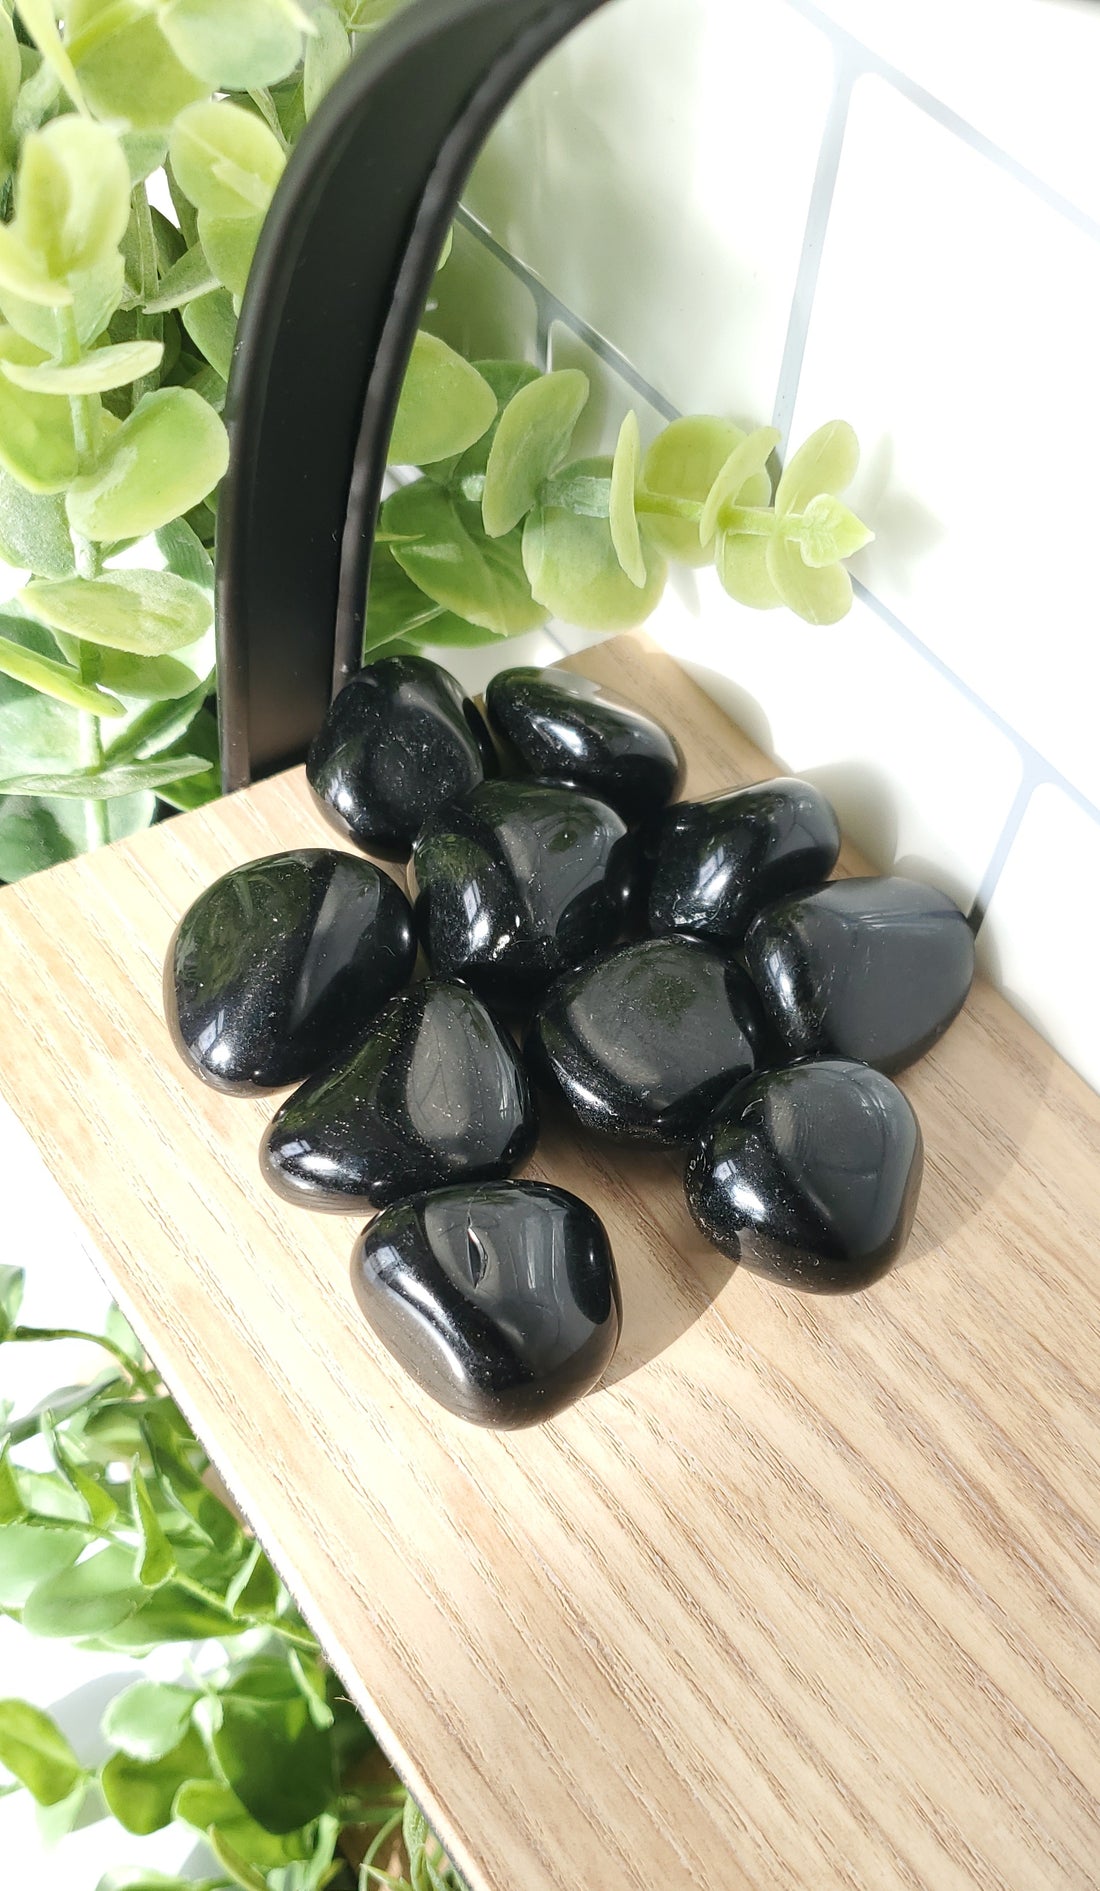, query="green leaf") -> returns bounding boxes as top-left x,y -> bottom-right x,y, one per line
68,6 -> 208,132
66,388 -> 229,541
0,467 -> 75,576
364,545 -> 486,655
16,117 -> 131,282
1,340 -> 164,395
389,331 -> 496,469
435,357 -> 540,489
94,1577 -> 246,1650
104,680 -> 210,763
144,243 -> 218,314
214,1676 -> 333,1834
103,1683 -> 198,1764
765,536 -> 854,625
206,1830 -> 269,1891
522,455 -> 667,633
102,1725 -> 211,1835
45,1416 -> 119,1528
22,568 -> 213,655
287,1650 -> 335,1731
0,1700 -> 84,1805
0,1443 -> 27,1525
0,1519 -> 88,1609
151,706 -> 219,809
0,1264 -> 25,1340
121,131 -> 171,185
182,286 -> 235,381
22,1542 -> 147,1637
197,209 -> 262,299
714,531 -> 782,610
796,492 -> 874,568
129,1466 -> 175,1587
699,425 -> 779,547
775,418 -> 860,517
91,648 -> 206,703
304,3 -> 350,115
0,221 -> 69,307
0,329 -> 77,493
14,0 -> 85,111
481,367 -> 589,539
0,753 -> 210,797
641,415 -> 769,566
0,789 -> 155,881
156,514 -> 215,589
169,99 -> 286,218
161,0 -> 304,90
608,409 -> 645,586
385,479 -> 546,637
0,633 -> 126,717
174,1779 -> 315,1867
0,252 -> 126,353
